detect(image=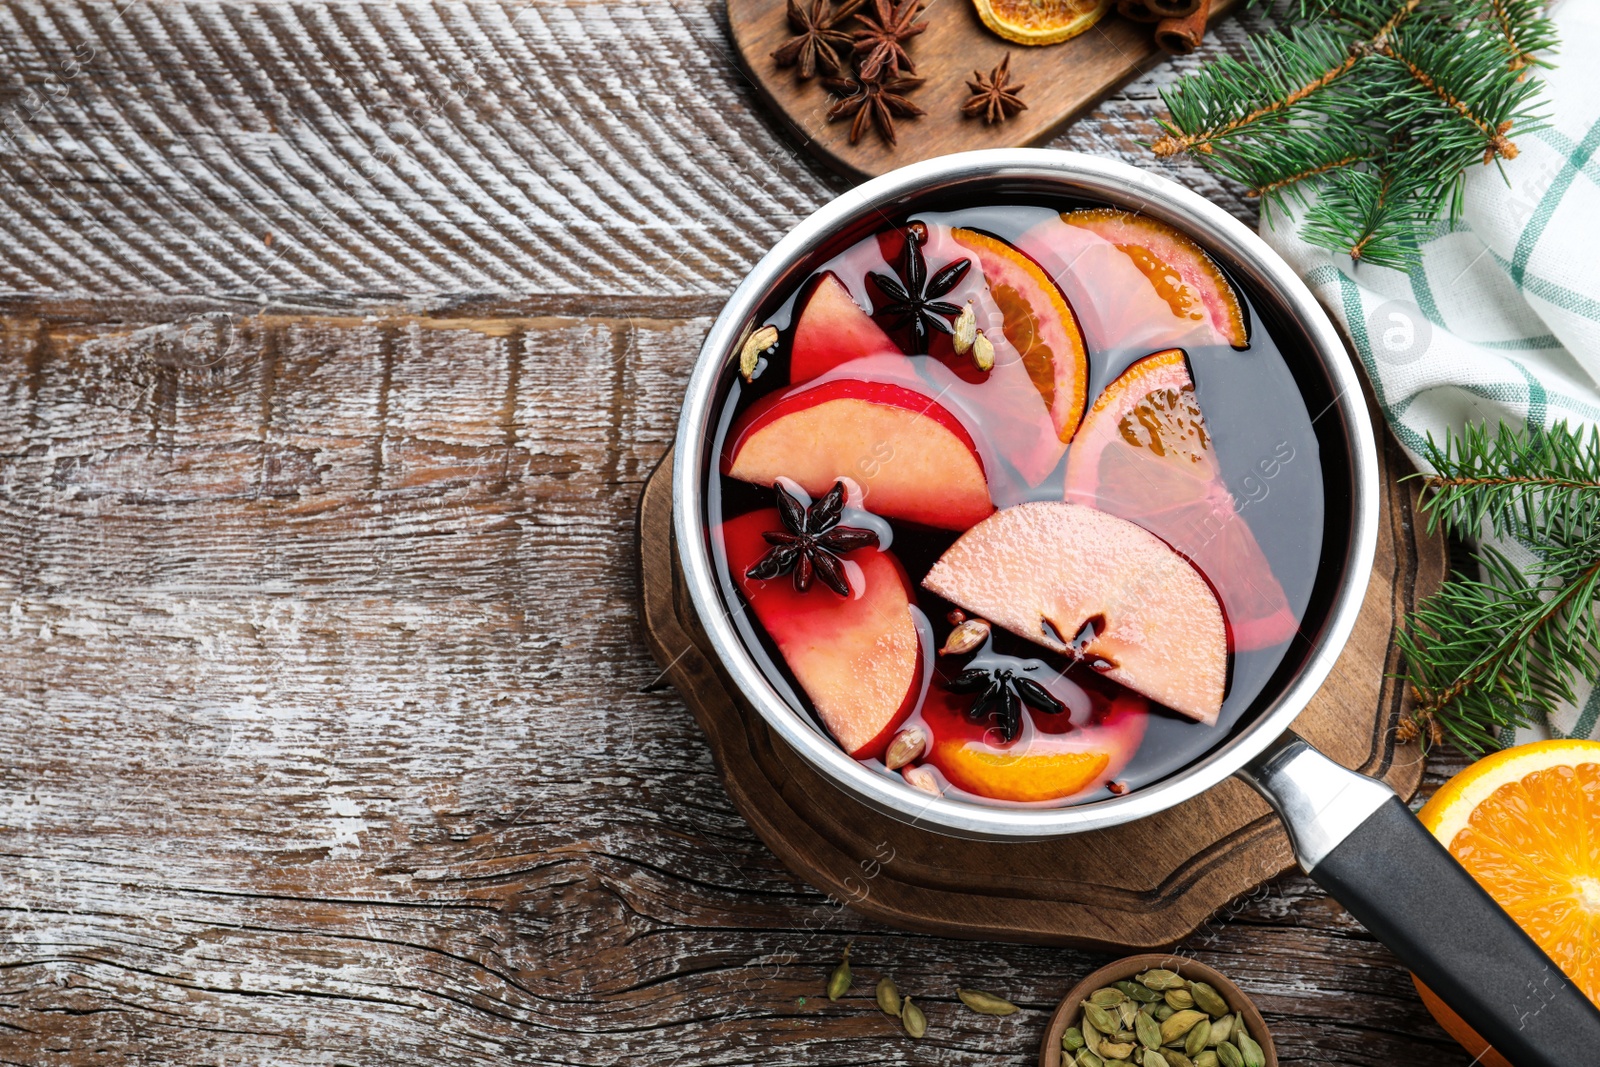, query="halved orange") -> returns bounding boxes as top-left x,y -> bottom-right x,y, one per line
1060,209 -> 1249,348
1413,740 -> 1600,1067
1064,349 -> 1296,650
971,0 -> 1112,45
